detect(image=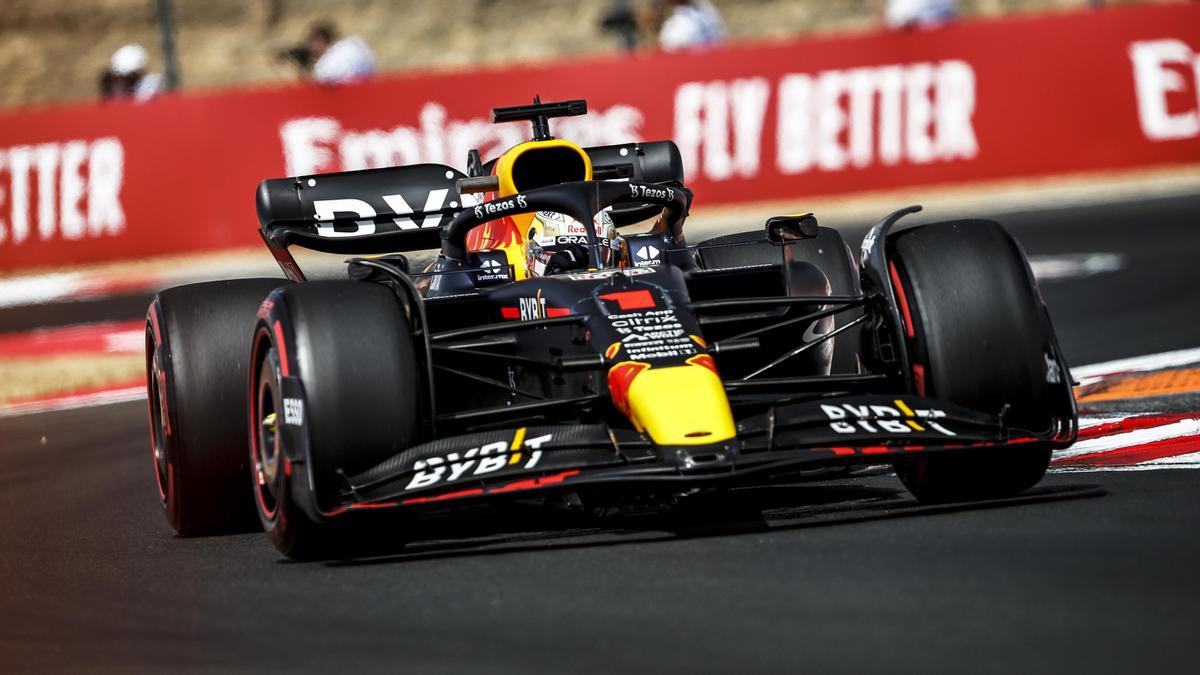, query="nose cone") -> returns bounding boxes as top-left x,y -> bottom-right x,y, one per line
608,359 -> 736,446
